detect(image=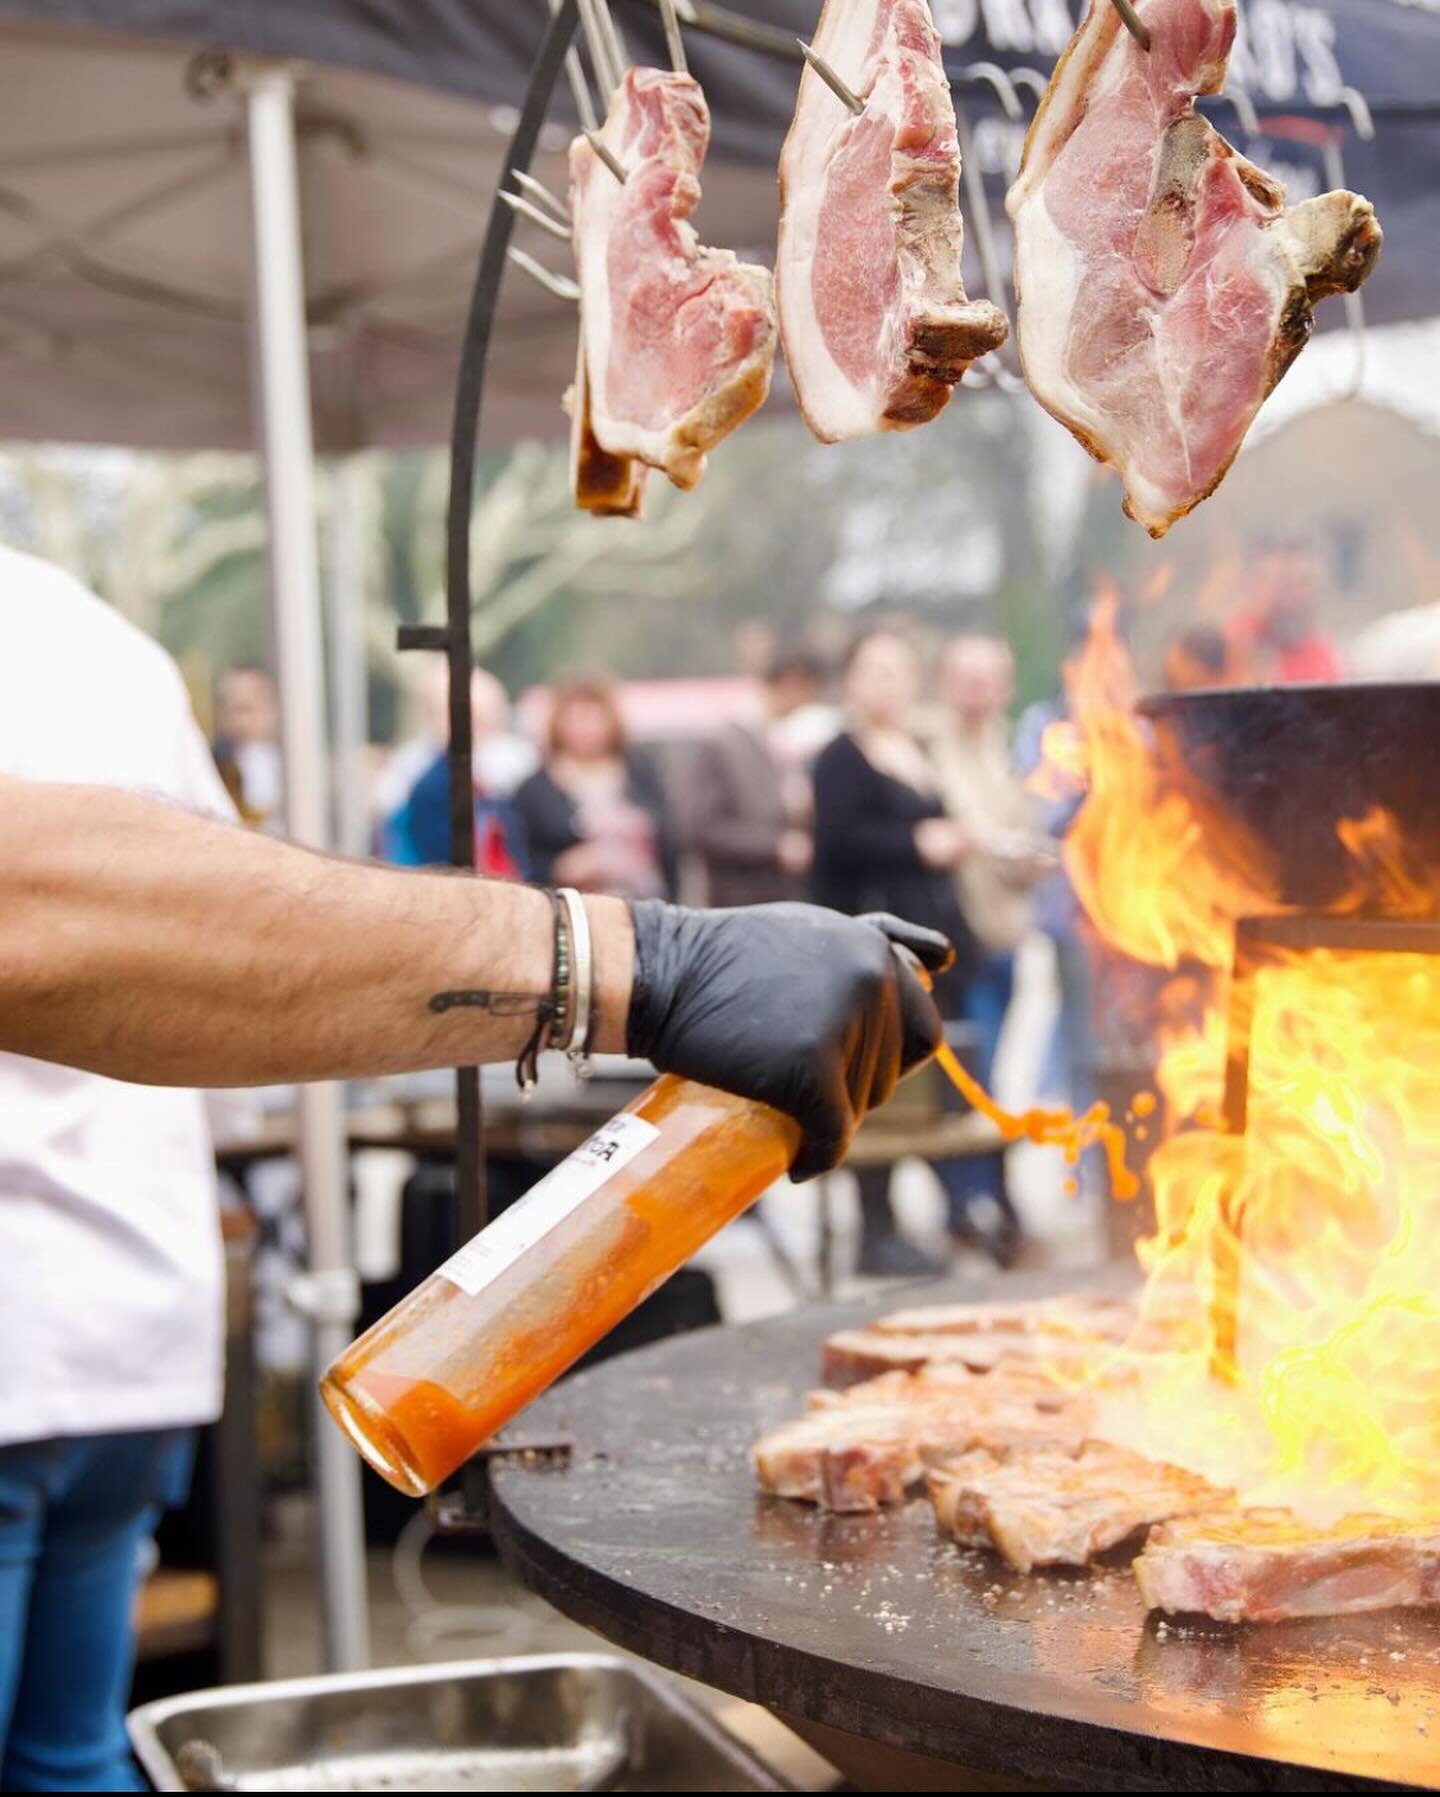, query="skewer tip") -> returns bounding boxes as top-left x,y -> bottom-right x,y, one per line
584,128 -> 628,184
1109,0 -> 1152,52
797,38 -> 865,116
